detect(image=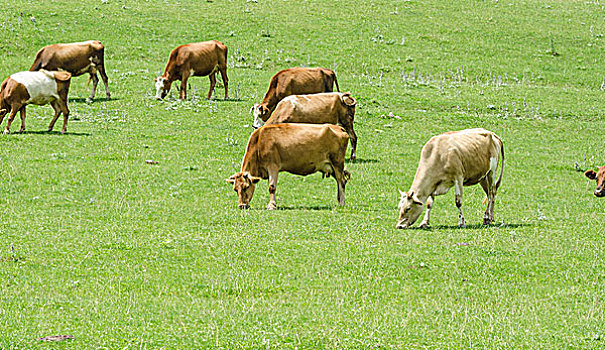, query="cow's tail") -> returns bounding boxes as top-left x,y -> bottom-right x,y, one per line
482,135 -> 505,205
333,71 -> 340,92
30,49 -> 44,71
495,136 -> 505,192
